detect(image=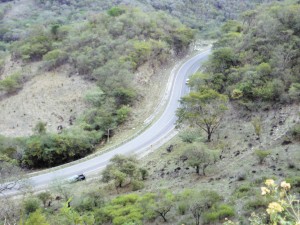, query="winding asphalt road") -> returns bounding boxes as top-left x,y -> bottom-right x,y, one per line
4,48 -> 211,194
